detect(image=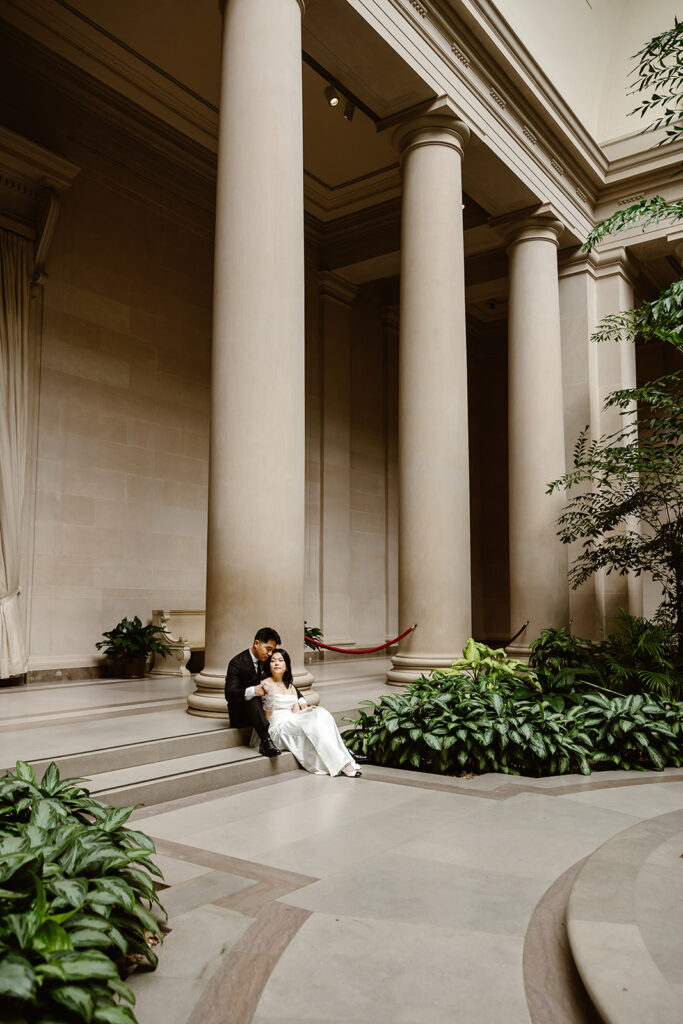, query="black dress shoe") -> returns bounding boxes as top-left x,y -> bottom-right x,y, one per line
353,753 -> 368,764
259,737 -> 280,758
